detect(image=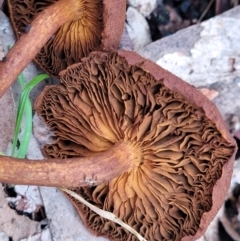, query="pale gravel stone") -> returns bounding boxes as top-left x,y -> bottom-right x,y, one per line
156,16 -> 240,87
20,229 -> 51,241
0,232 -> 9,241
126,6 -> 152,51
127,0 -> 158,16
